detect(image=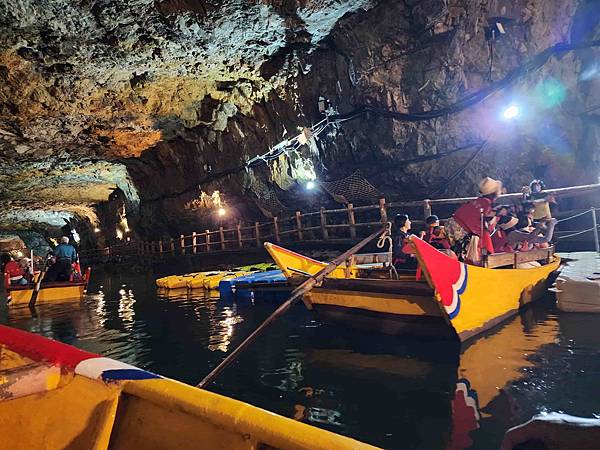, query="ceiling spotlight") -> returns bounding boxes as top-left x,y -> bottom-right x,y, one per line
502,104 -> 520,120
306,181 -> 316,190
217,207 -> 227,217
94,227 -> 101,233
